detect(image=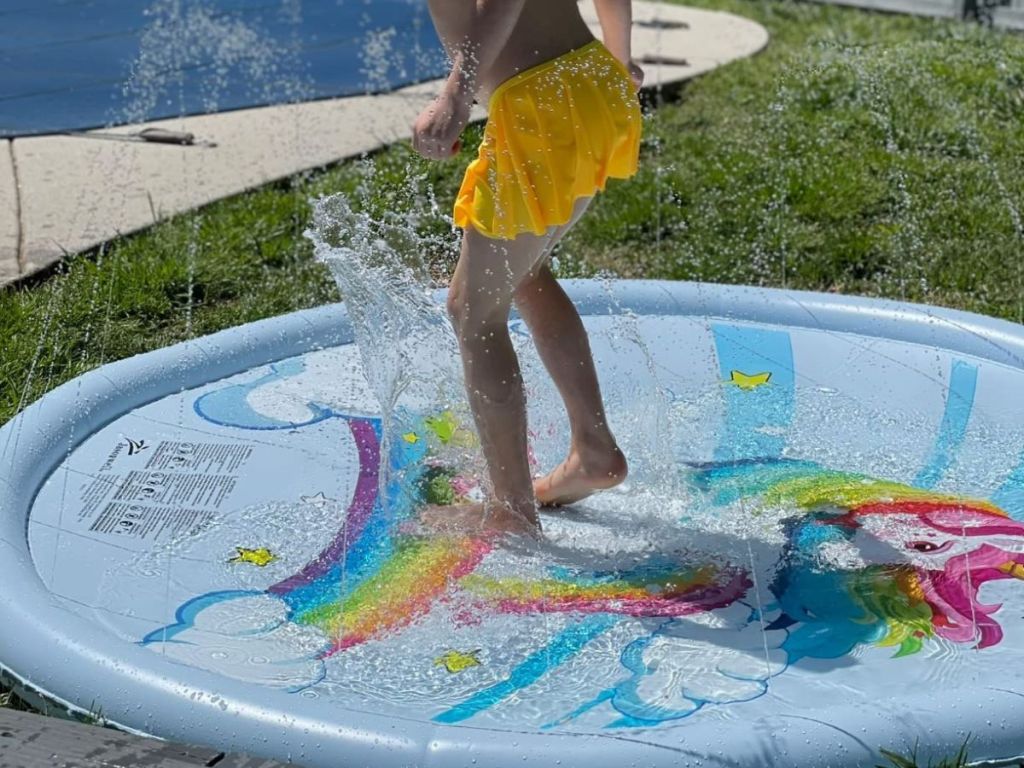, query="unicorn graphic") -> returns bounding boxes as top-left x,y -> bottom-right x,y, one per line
542,459 -> 1024,727
140,358 -> 1024,729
